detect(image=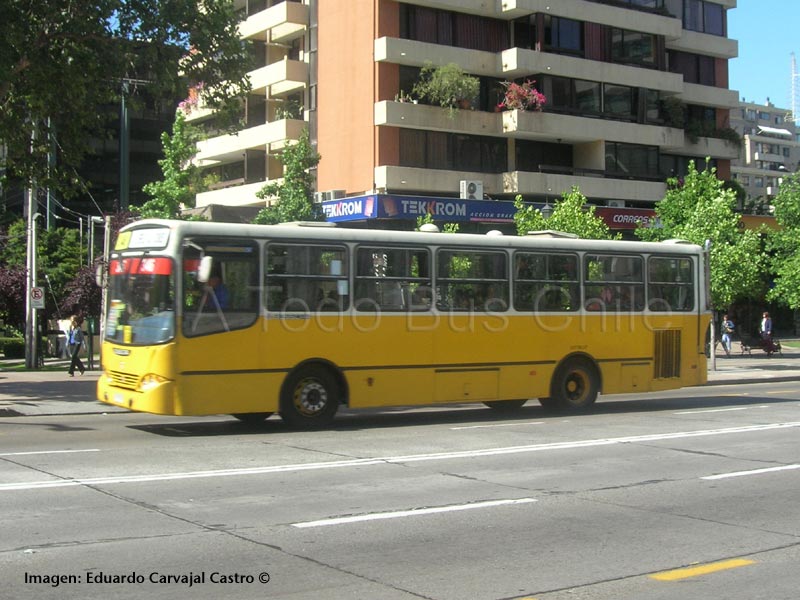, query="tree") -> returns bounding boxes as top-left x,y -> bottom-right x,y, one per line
137,111 -> 203,219
254,129 -> 322,224
513,187 -> 620,240
61,264 -> 103,318
0,265 -> 27,332
636,159 -> 766,308
1,0 -> 251,196
766,171 -> 800,308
